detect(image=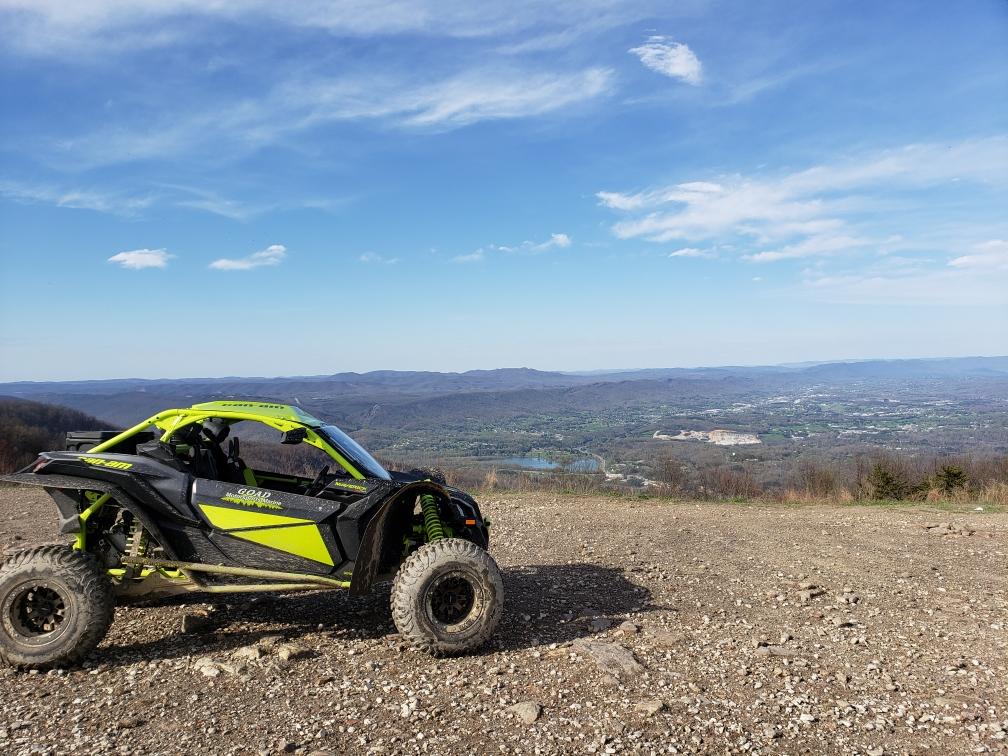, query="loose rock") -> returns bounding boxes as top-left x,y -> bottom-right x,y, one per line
181,611 -> 212,634
507,701 -> 541,725
635,699 -> 664,716
277,643 -> 311,662
574,640 -> 644,677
